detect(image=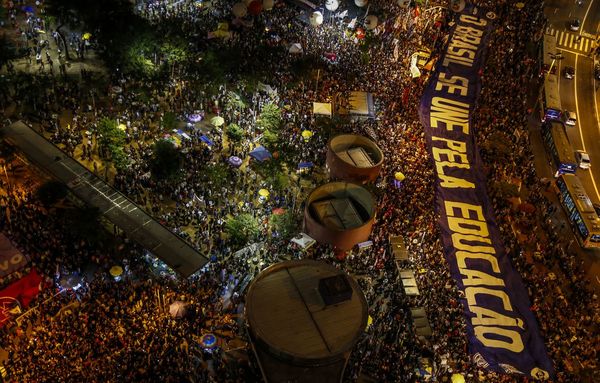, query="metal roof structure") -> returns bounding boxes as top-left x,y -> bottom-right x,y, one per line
246,260 -> 367,363
3,121 -> 208,278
